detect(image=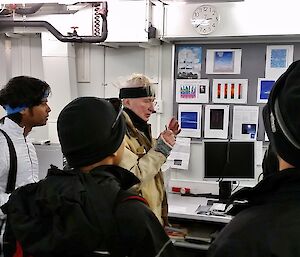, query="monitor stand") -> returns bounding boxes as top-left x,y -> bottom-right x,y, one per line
218,181 -> 232,203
